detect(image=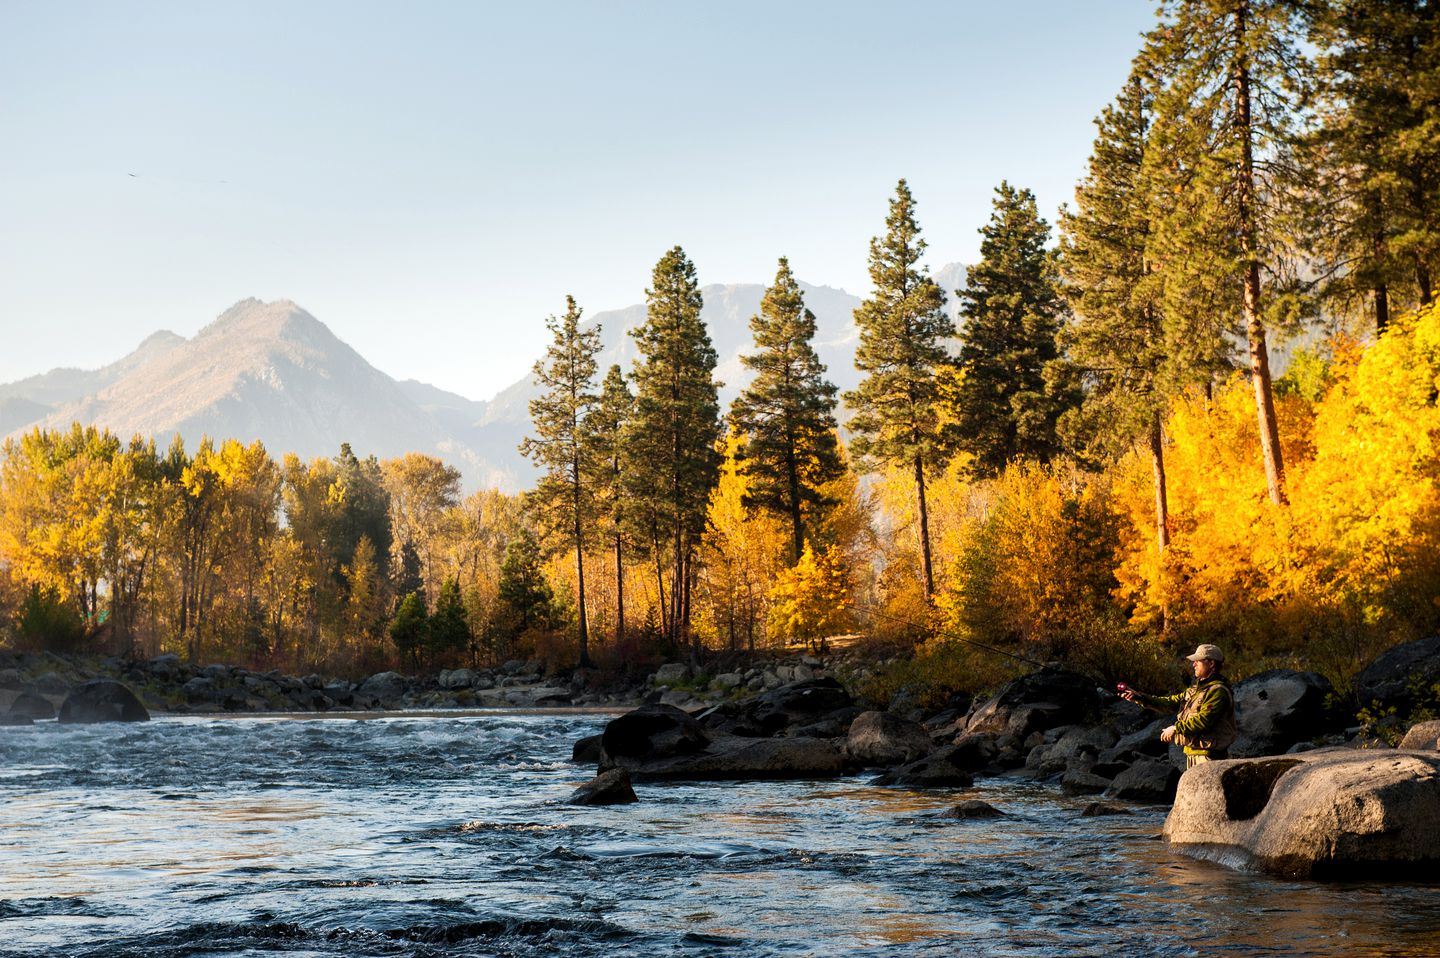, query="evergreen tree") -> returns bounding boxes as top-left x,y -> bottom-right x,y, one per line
519,296 -> 601,668
956,181 -> 1072,476
427,577 -> 472,663
581,364 -> 635,644
389,590 -> 427,671
844,179 -> 956,601
1305,0 -> 1440,333
624,246 -> 723,653
1140,0 -> 1310,505
730,257 -> 844,562
496,529 -> 555,640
